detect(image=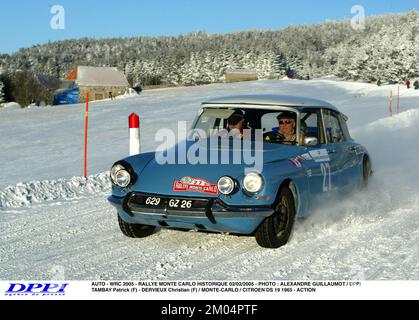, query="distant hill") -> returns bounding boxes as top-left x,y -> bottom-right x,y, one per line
0,10 -> 418,86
